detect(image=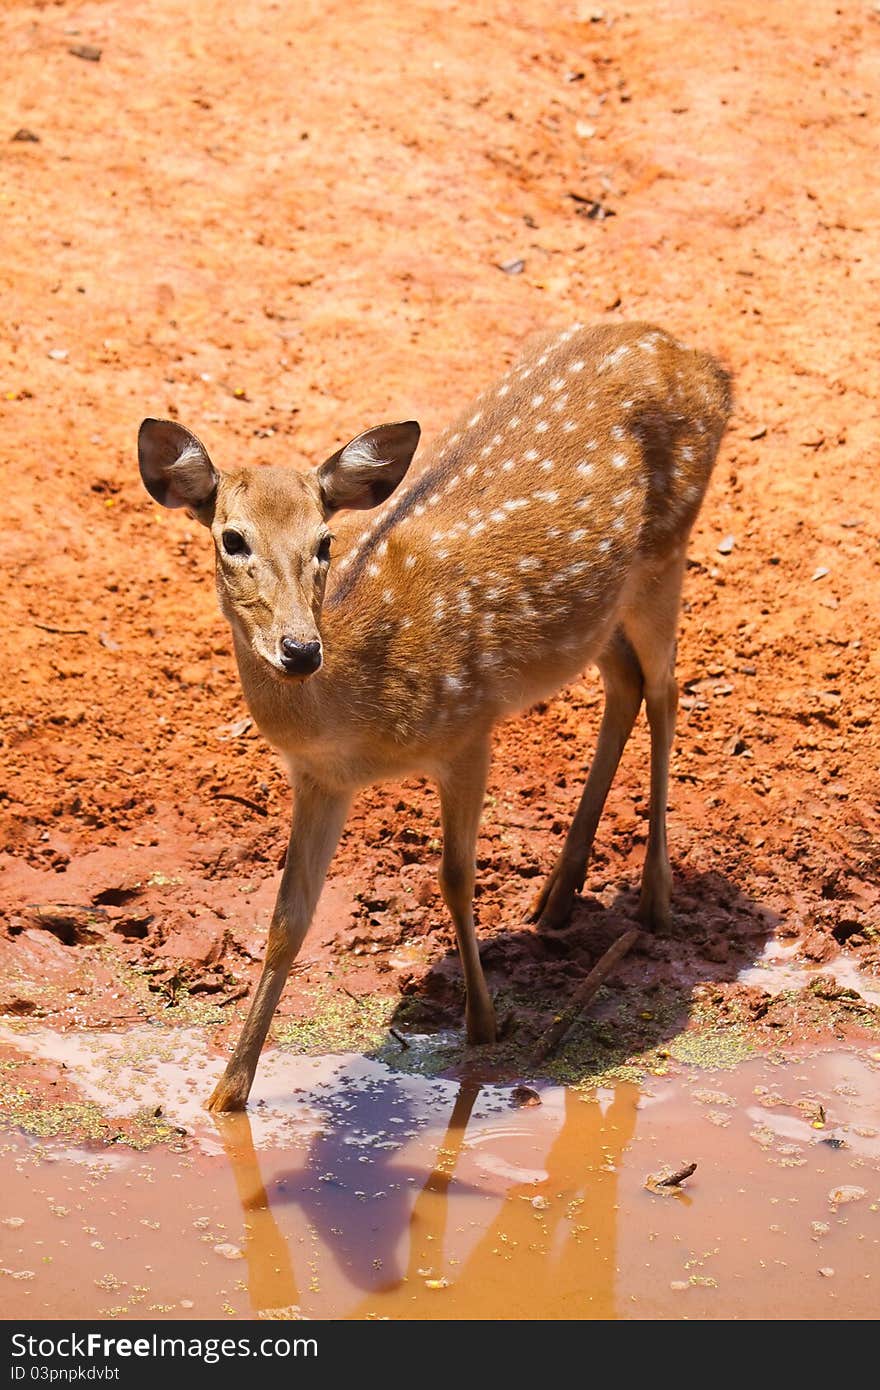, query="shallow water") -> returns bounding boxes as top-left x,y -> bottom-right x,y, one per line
1,1031 -> 879,1320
